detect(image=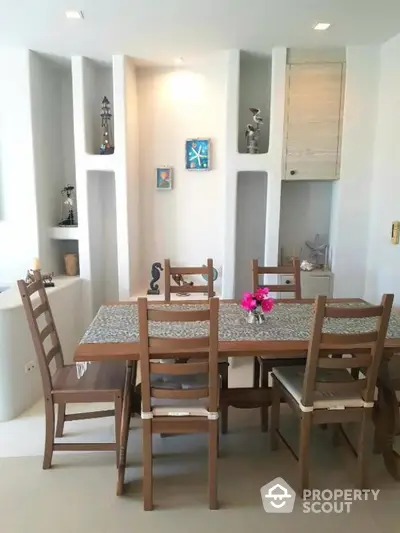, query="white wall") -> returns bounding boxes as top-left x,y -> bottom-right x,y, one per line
0,49 -> 38,285
279,181 -> 332,264
330,46 -> 380,297
235,172 -> 267,298
238,52 -> 272,154
365,34 -> 400,304
136,53 -> 229,293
